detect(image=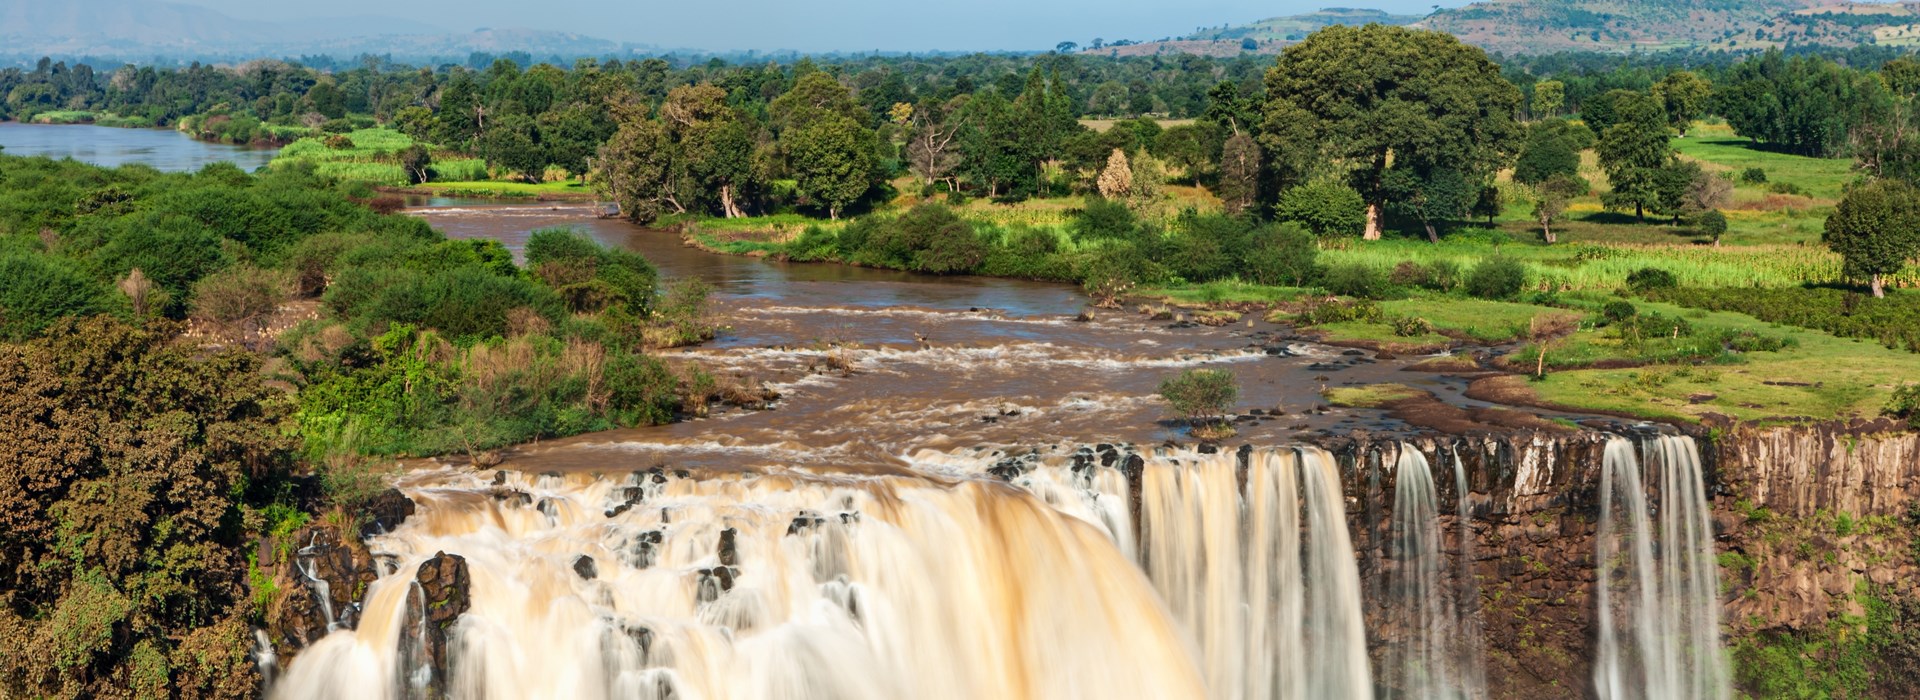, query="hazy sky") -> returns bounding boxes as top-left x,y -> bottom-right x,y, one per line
171,0 -> 1471,52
